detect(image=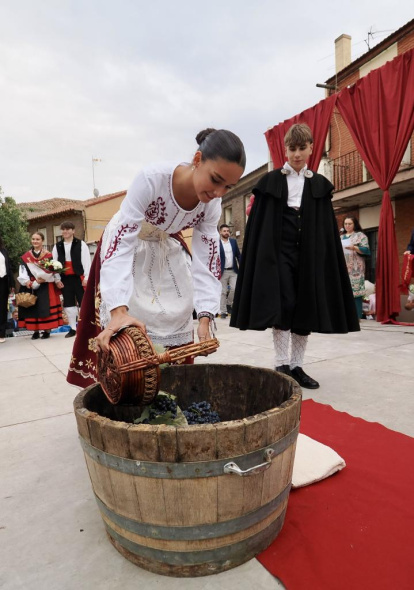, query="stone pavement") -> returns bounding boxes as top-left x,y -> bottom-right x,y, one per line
1,320 -> 413,589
